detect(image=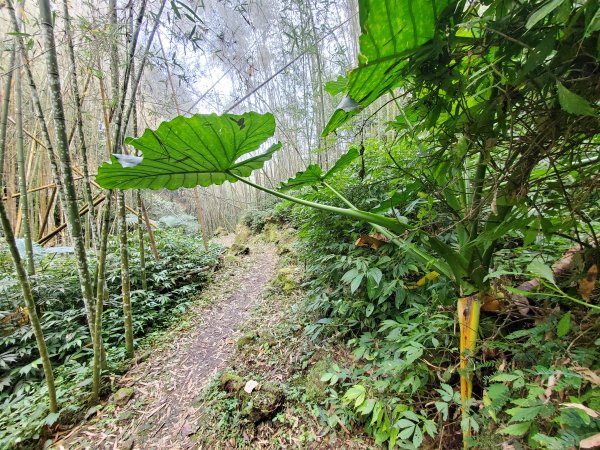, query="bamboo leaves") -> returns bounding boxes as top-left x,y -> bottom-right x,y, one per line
97,112 -> 282,190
